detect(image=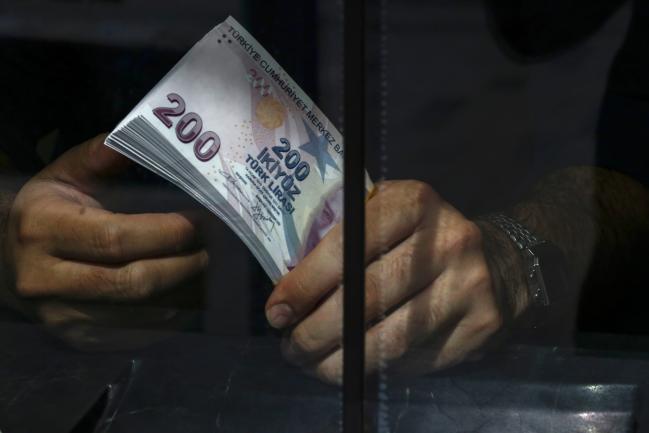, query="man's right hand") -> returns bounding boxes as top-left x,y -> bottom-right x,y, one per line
3,135 -> 209,342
